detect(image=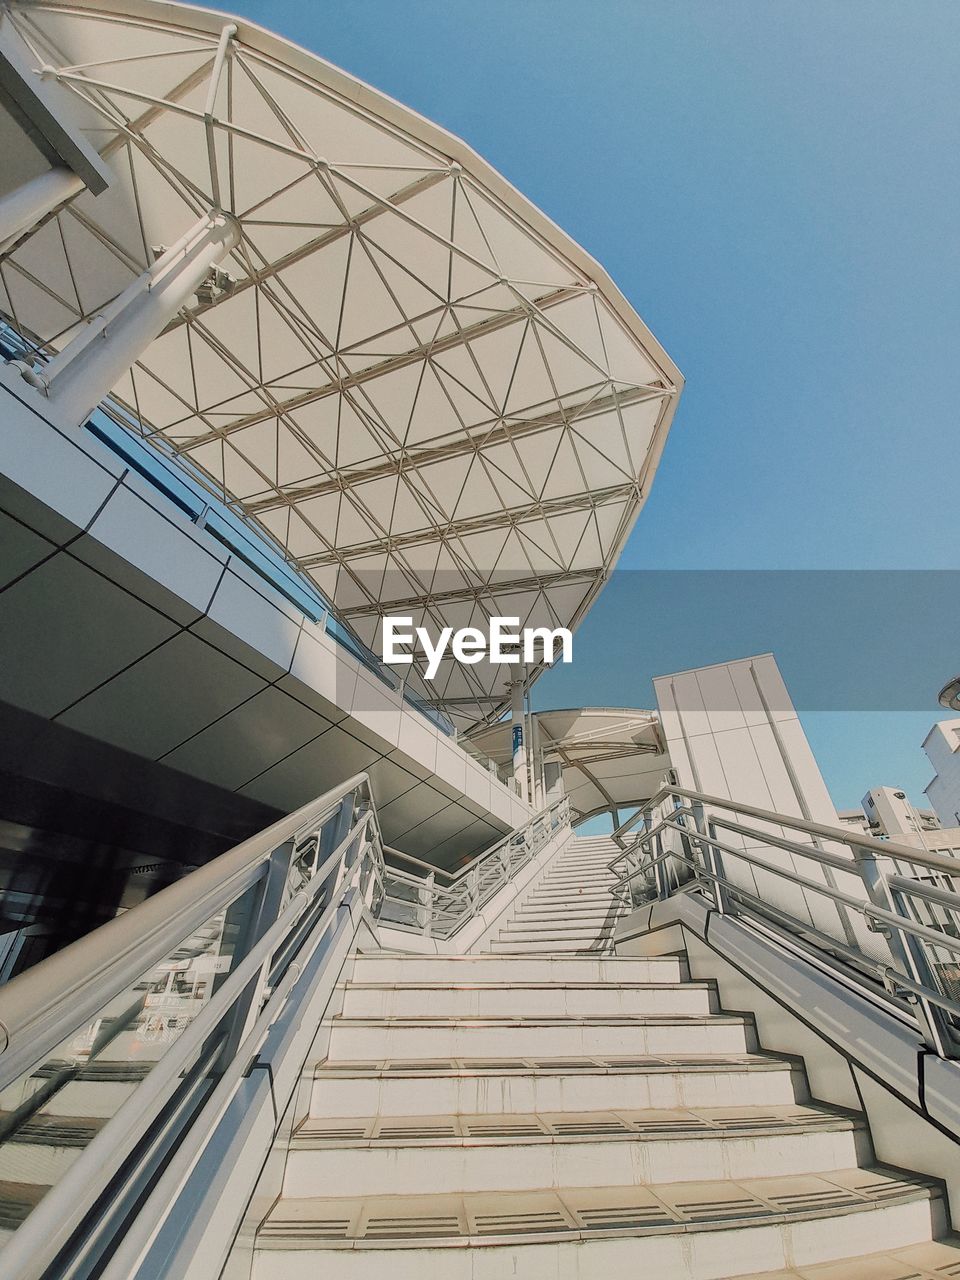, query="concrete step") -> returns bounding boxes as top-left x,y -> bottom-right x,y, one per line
535,872 -> 618,884
285,1105 -> 868,1197
509,908 -> 623,924
309,1053 -> 804,1118
552,855 -> 615,864
253,1167 -> 944,1278
497,925 -> 618,941
326,1013 -> 755,1060
348,956 -> 681,985
339,981 -> 716,1020
522,890 -> 616,904
0,1110 -> 105,1186
488,939 -> 619,955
